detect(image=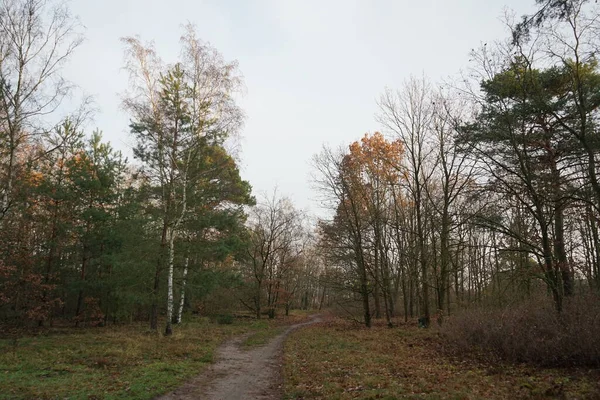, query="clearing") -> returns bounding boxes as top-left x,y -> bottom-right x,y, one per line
4,314 -> 598,399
